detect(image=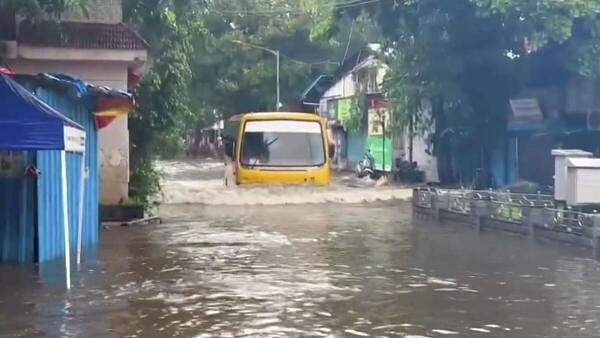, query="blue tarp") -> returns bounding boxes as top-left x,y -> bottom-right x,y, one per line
0,73 -> 83,150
